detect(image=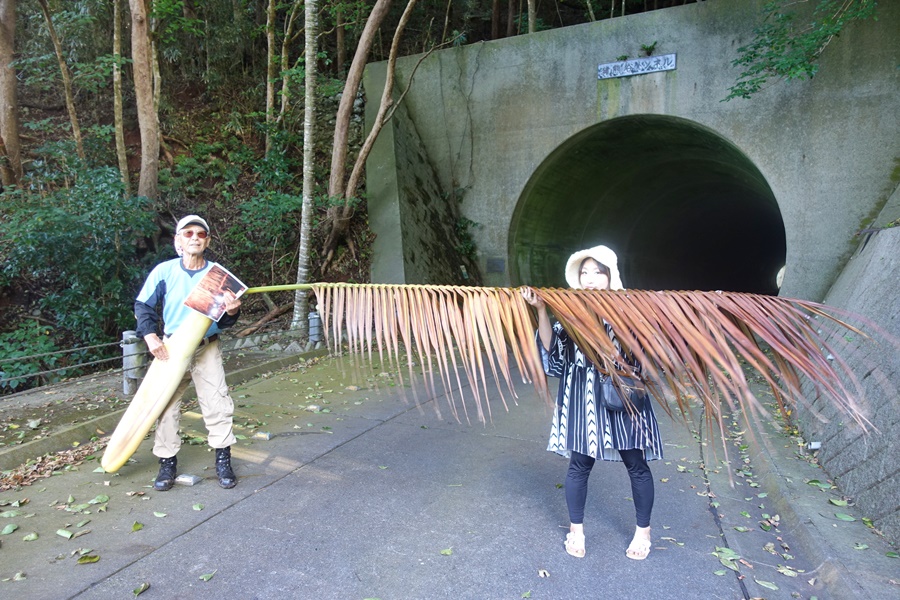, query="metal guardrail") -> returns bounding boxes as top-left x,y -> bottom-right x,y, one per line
1,313 -> 325,397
